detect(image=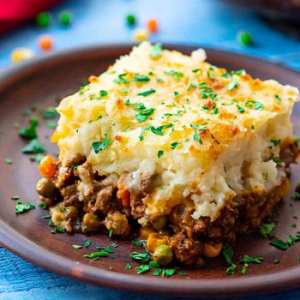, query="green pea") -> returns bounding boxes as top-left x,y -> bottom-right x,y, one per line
153,245 -> 173,266
59,12 -> 72,26
36,178 -> 56,198
82,213 -> 101,232
238,31 -> 252,46
36,12 -> 51,28
126,14 -> 136,26
152,216 -> 167,230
